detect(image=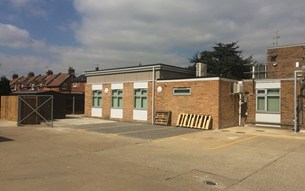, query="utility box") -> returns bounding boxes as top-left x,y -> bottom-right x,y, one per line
233,82 -> 244,94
